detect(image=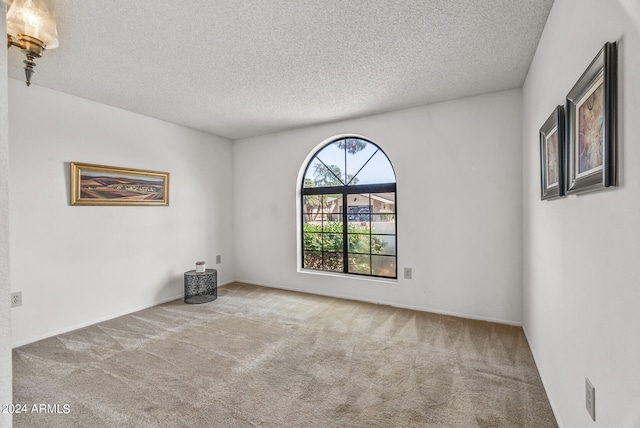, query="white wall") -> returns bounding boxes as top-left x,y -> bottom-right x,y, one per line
522,1 -> 640,427
8,80 -> 235,346
234,89 -> 523,325
0,14 -> 13,428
